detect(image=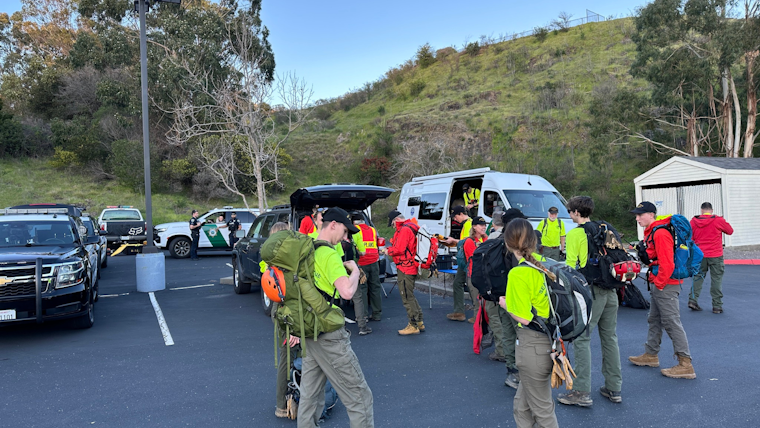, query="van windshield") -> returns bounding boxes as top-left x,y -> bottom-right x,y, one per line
502,190 -> 570,219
